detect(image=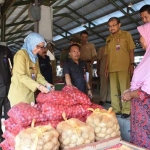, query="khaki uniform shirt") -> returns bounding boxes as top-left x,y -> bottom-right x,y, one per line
60,48 -> 70,62
8,50 -> 47,106
97,46 -> 107,75
105,30 -> 135,72
80,42 -> 97,61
